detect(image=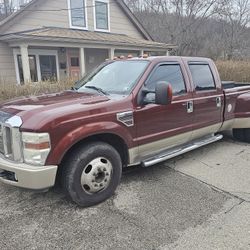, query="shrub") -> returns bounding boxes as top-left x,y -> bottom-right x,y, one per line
0,80 -> 73,101
215,60 -> 250,82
